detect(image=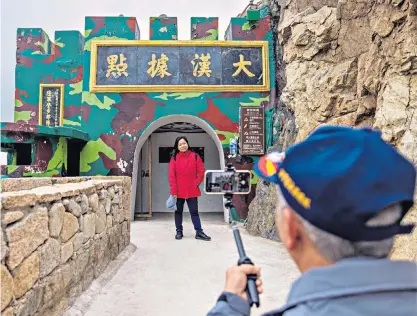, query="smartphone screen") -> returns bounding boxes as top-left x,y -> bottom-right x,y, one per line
204,170 -> 251,194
